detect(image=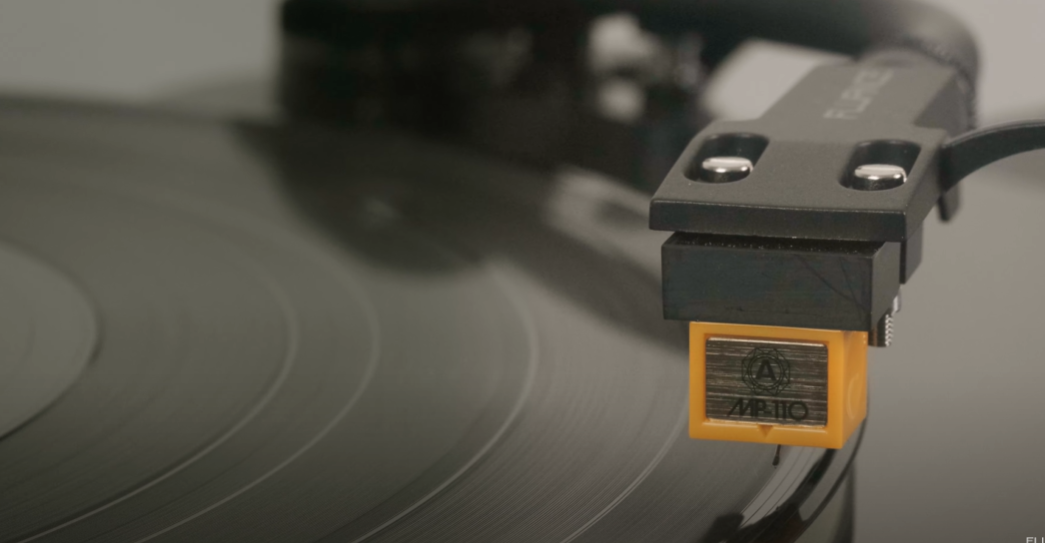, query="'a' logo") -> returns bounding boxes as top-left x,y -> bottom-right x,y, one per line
741,347 -> 791,396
